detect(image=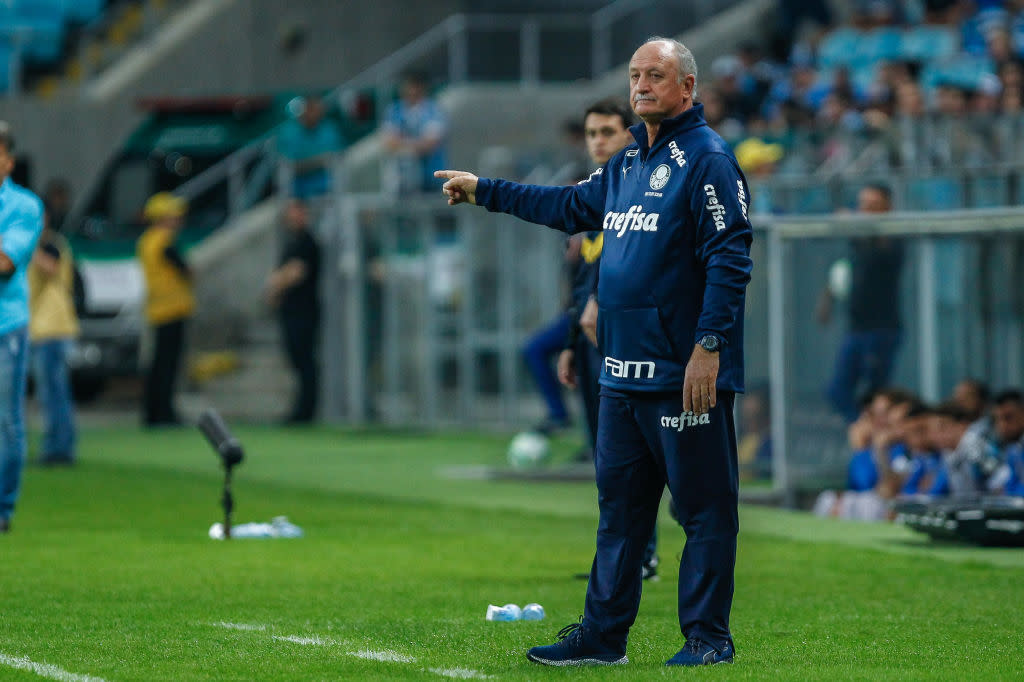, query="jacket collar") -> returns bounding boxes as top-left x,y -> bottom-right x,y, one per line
629,103 -> 707,153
